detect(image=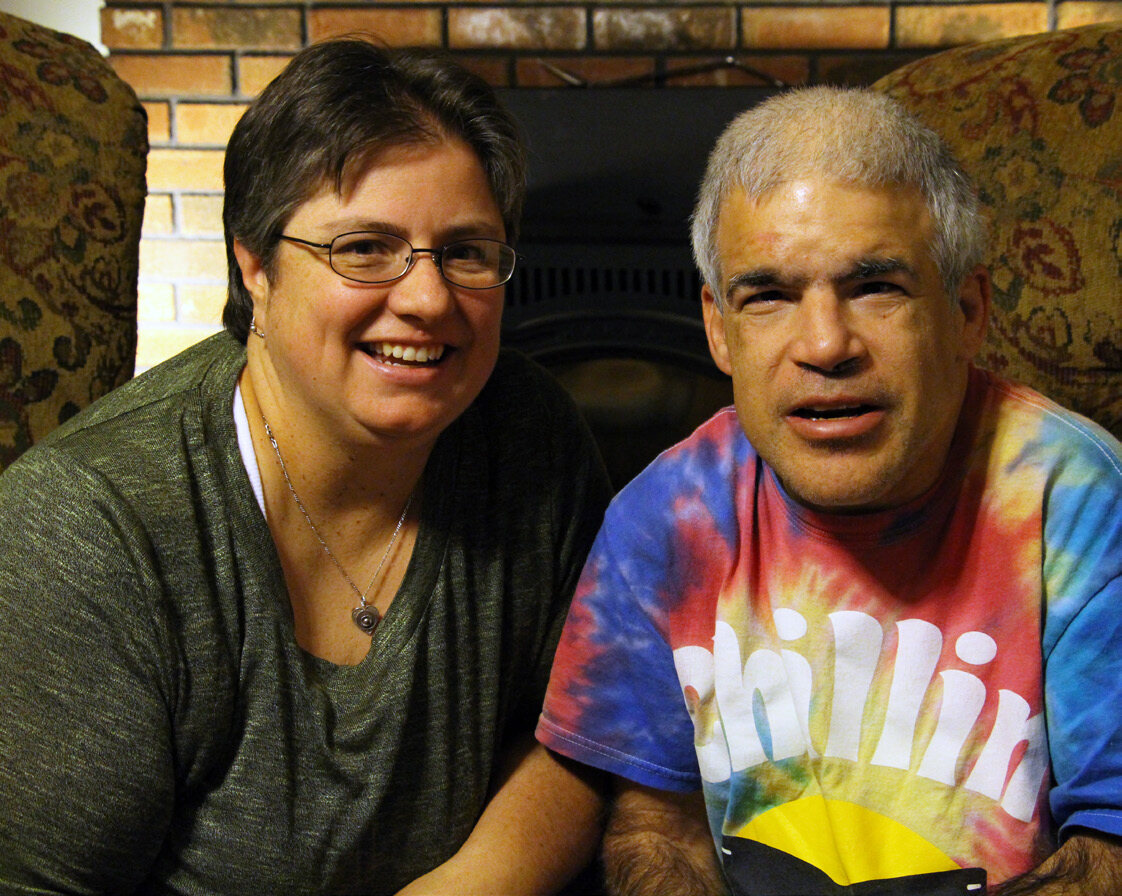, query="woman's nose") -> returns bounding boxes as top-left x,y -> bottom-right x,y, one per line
386,251 -> 455,319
